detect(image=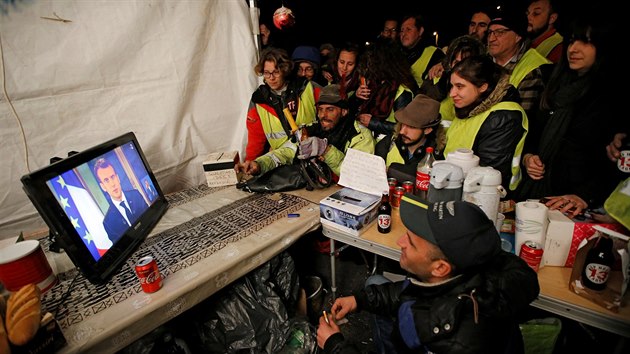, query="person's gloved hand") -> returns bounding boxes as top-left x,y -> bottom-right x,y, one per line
298,137 -> 328,159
